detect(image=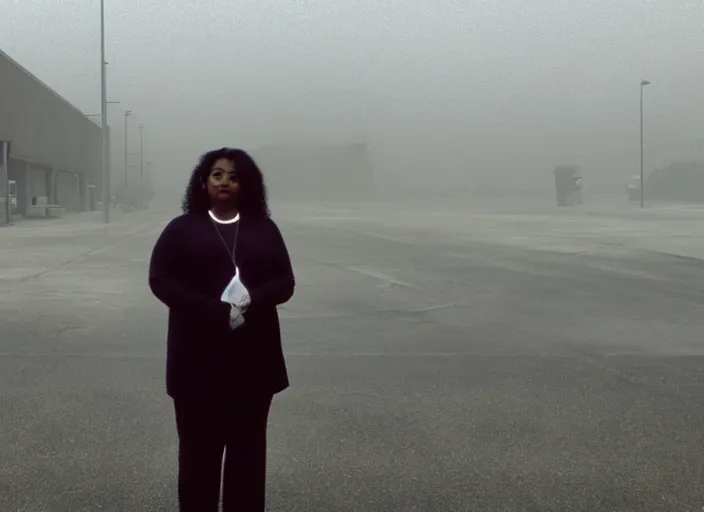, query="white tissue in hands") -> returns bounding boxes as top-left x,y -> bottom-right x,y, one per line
222,268 -> 249,331
229,304 -> 245,330
221,267 -> 251,309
